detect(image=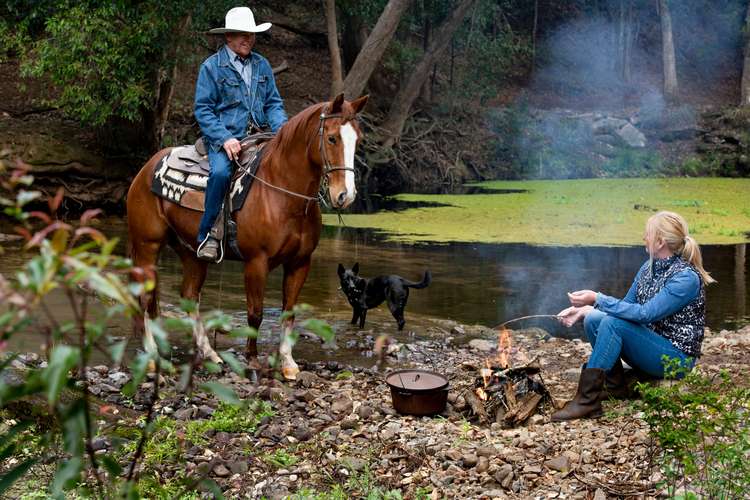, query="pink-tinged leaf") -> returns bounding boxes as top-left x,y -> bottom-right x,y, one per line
72,227 -> 106,244
25,221 -> 72,249
48,187 -> 64,214
27,211 -> 52,224
80,209 -> 102,225
14,226 -> 32,241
